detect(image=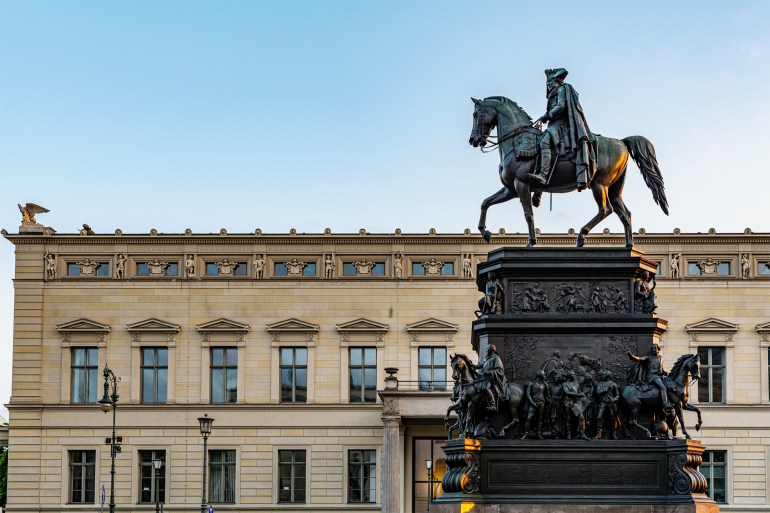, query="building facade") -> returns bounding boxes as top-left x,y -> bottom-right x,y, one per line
4,228 -> 770,513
